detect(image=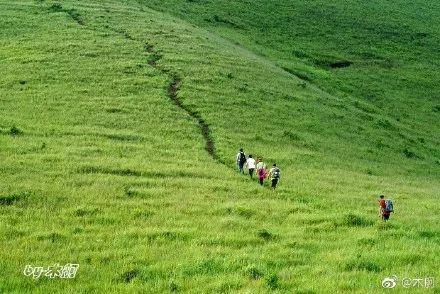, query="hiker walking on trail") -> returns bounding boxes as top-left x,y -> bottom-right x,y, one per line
236,148 -> 246,174
256,158 -> 267,186
378,195 -> 393,221
246,155 -> 256,179
268,164 -> 281,190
